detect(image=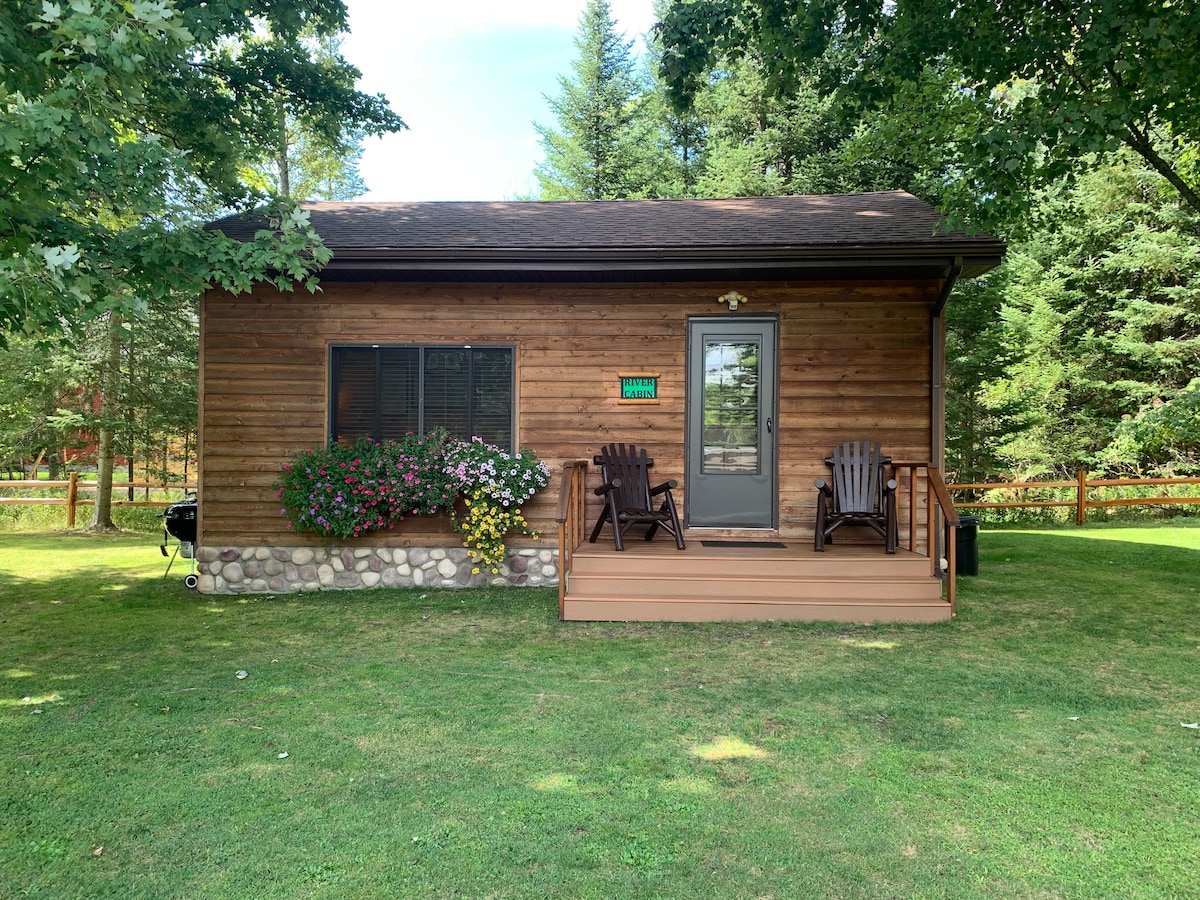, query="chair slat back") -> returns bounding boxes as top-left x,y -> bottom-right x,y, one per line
829,440 -> 884,514
598,443 -> 653,512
